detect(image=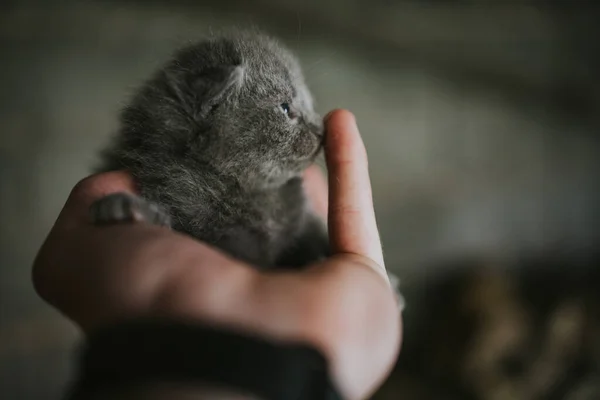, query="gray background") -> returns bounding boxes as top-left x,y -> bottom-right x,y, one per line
1,1 -> 599,398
